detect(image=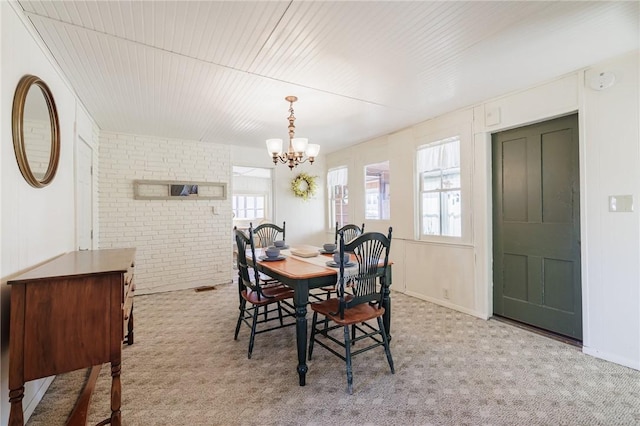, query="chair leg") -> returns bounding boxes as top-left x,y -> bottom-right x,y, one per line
263,305 -> 268,322
322,291 -> 331,332
234,299 -> 246,340
308,311 -> 319,360
277,301 -> 284,326
344,325 -> 353,394
248,306 -> 259,359
378,317 -> 395,374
